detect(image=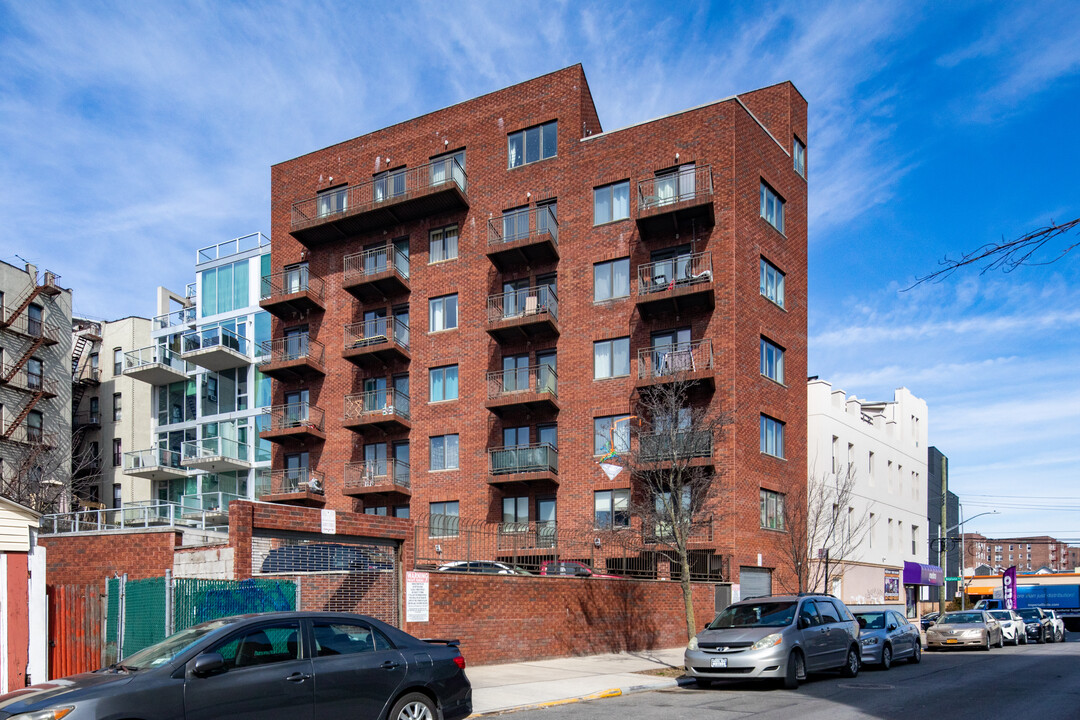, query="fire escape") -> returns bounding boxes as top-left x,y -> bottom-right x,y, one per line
70,319 -> 104,495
